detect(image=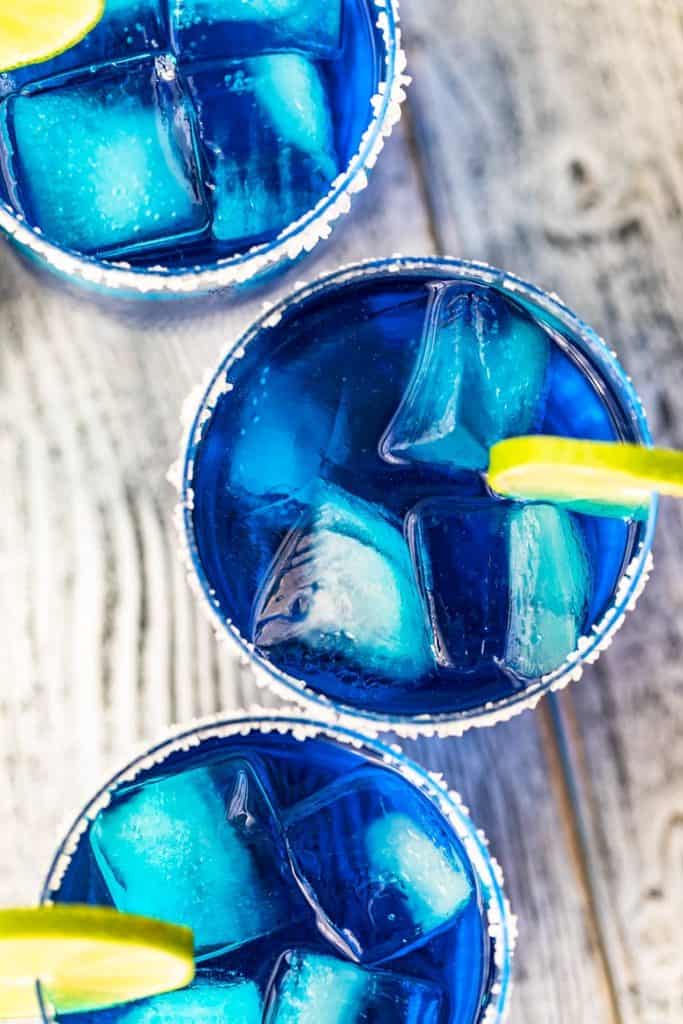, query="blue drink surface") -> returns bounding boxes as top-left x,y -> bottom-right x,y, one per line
49,729 -> 492,1023
0,0 -> 377,265
187,268 -> 648,718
